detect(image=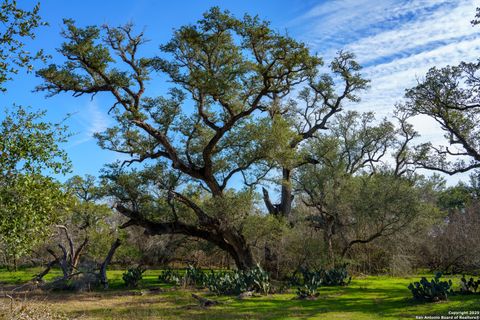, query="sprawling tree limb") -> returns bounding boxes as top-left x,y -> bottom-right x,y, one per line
115,203 -> 254,270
